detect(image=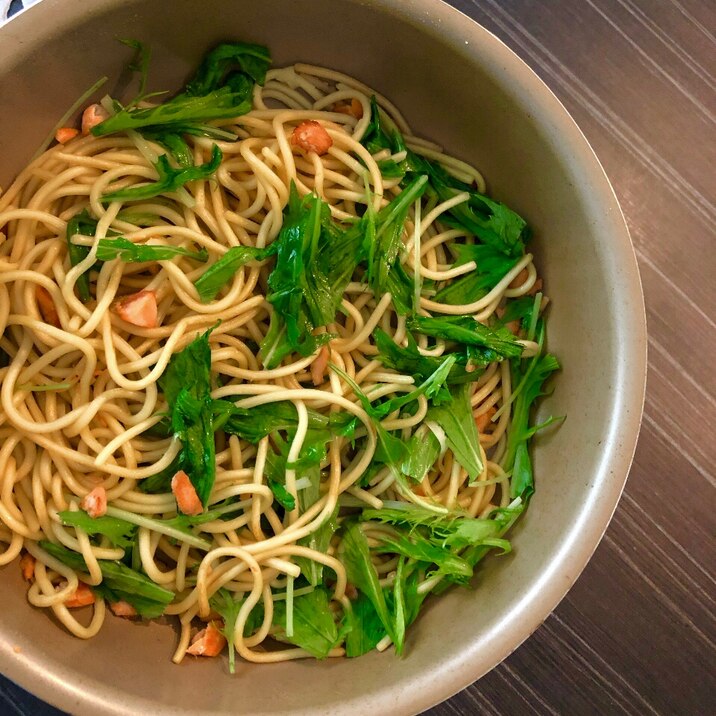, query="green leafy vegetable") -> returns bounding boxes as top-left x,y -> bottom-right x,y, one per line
194,244 -> 277,302
433,244 -> 520,305
160,501 -> 238,528
375,159 -> 405,178
361,99 -> 529,258
384,259 -> 417,315
213,400 -> 299,442
159,327 -> 216,507
457,501 -> 525,578
222,405 -> 348,518
339,521 -> 395,645
68,213 -> 203,298
496,296 -> 536,332
426,384 -> 484,481
260,176 -> 433,368
103,506 -> 212,550
58,510 -> 137,549
262,429 -> 339,517
407,315 -> 524,361
401,427 -> 441,482
416,159 -> 528,258
373,530 -> 473,580
291,442 -> 339,586
40,541 -> 174,618
344,592 -> 386,657
363,505 -> 509,551
390,557 -> 408,654
141,400 -> 354,497
92,42 -> 270,186
351,354 -> 454,427
209,589 -> 243,673
267,478 -> 296,511
143,130 -> 194,167
371,424 -> 410,482
331,356 -> 452,423
385,560 -> 430,655
119,38 -> 152,104
400,565 -> 428,630
341,521 -> 433,656
362,96 -> 401,155
393,354 -> 455,412
258,312 -> 293,371
297,503 -> 337,587
503,324 -> 561,502
115,210 -> 164,226
137,450 -> 184,494
329,364 -> 408,481
304,212 -> 365,328
365,174 -> 428,298
184,42 -> 271,97
210,588 -> 264,673
102,144 -> 222,203
260,184 -> 333,368
317,176 -> 429,322
65,210 -> 98,302
363,504 -> 512,586
214,399 -> 355,445
92,88 -> 250,136
272,586 -> 341,658
94,237 -> 208,263
373,329 -> 482,387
